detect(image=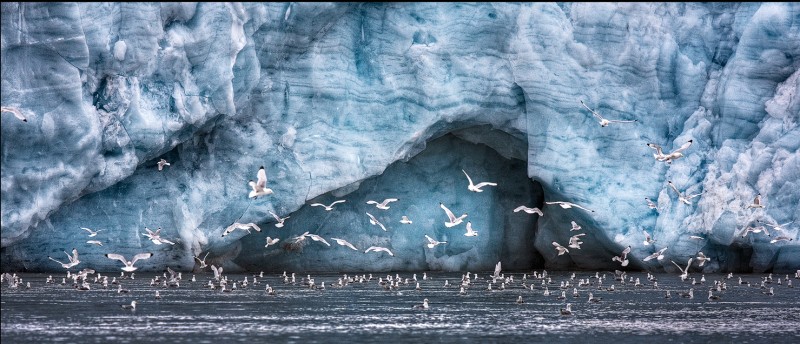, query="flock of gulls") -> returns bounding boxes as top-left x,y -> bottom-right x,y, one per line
2,99 -> 797,315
